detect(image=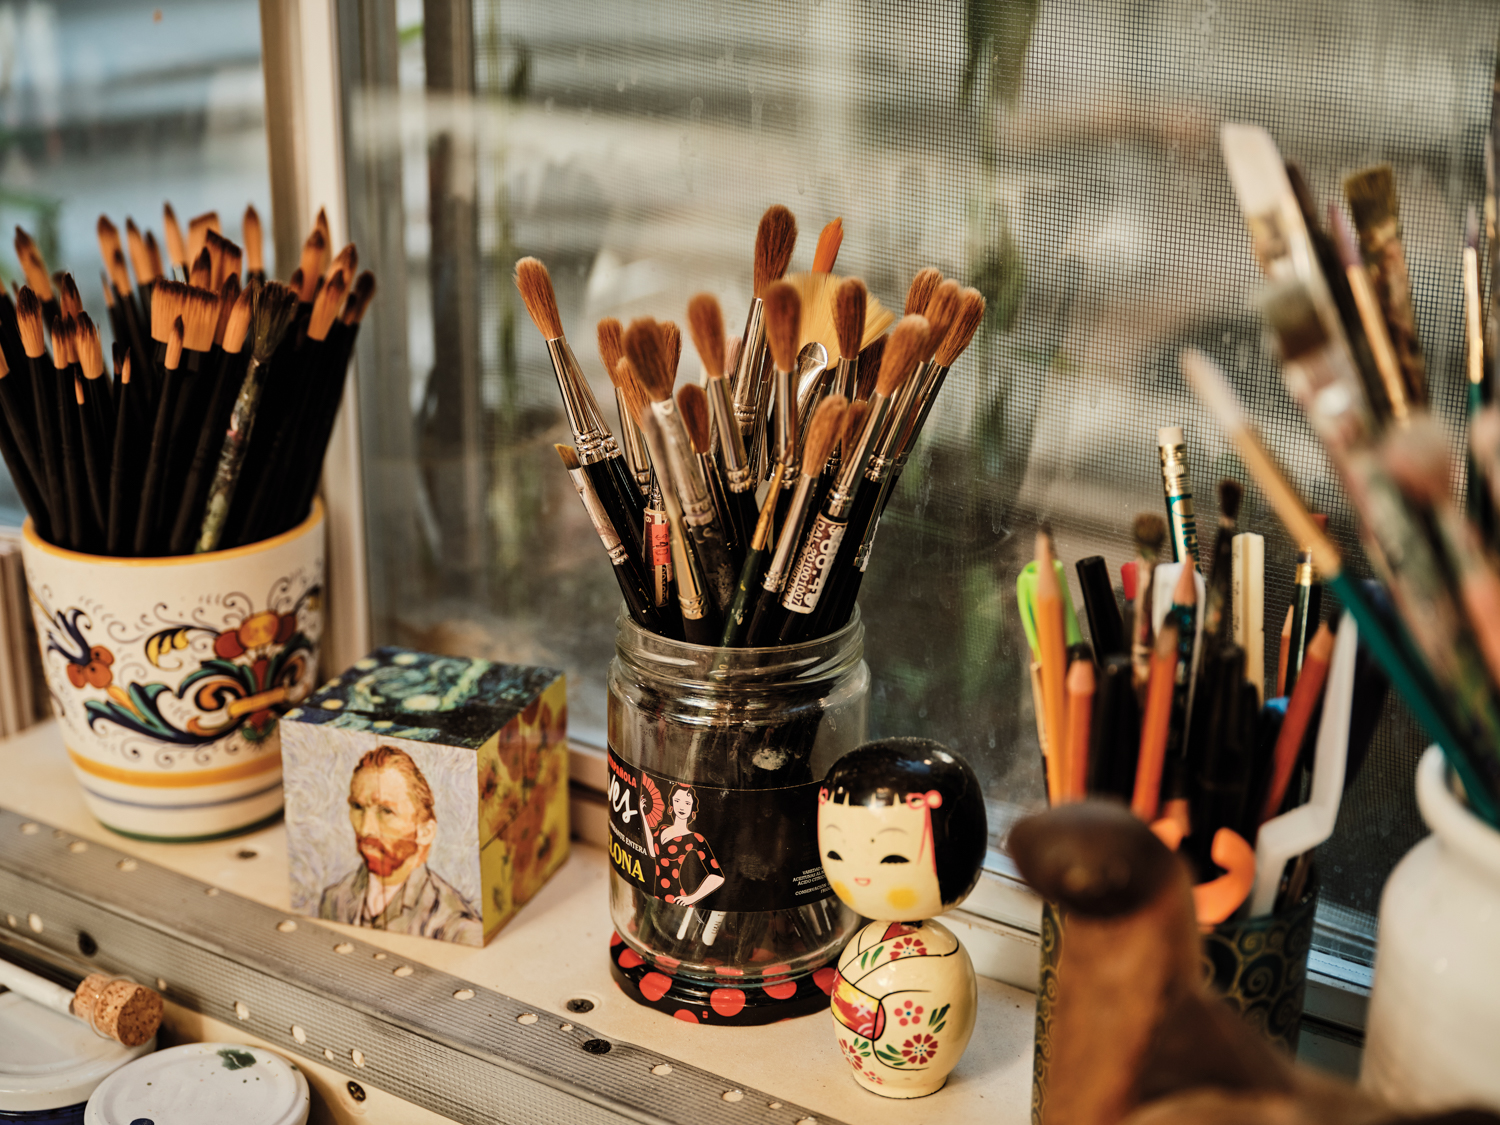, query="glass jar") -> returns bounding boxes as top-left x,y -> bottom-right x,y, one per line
606,610 -> 868,1025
